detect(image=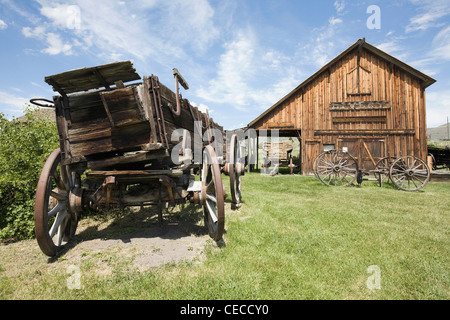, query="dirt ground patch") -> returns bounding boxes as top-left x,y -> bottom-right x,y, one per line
0,204 -> 219,278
